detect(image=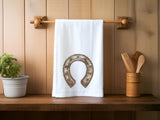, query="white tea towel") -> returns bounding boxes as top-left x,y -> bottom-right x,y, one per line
52,19 -> 103,97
